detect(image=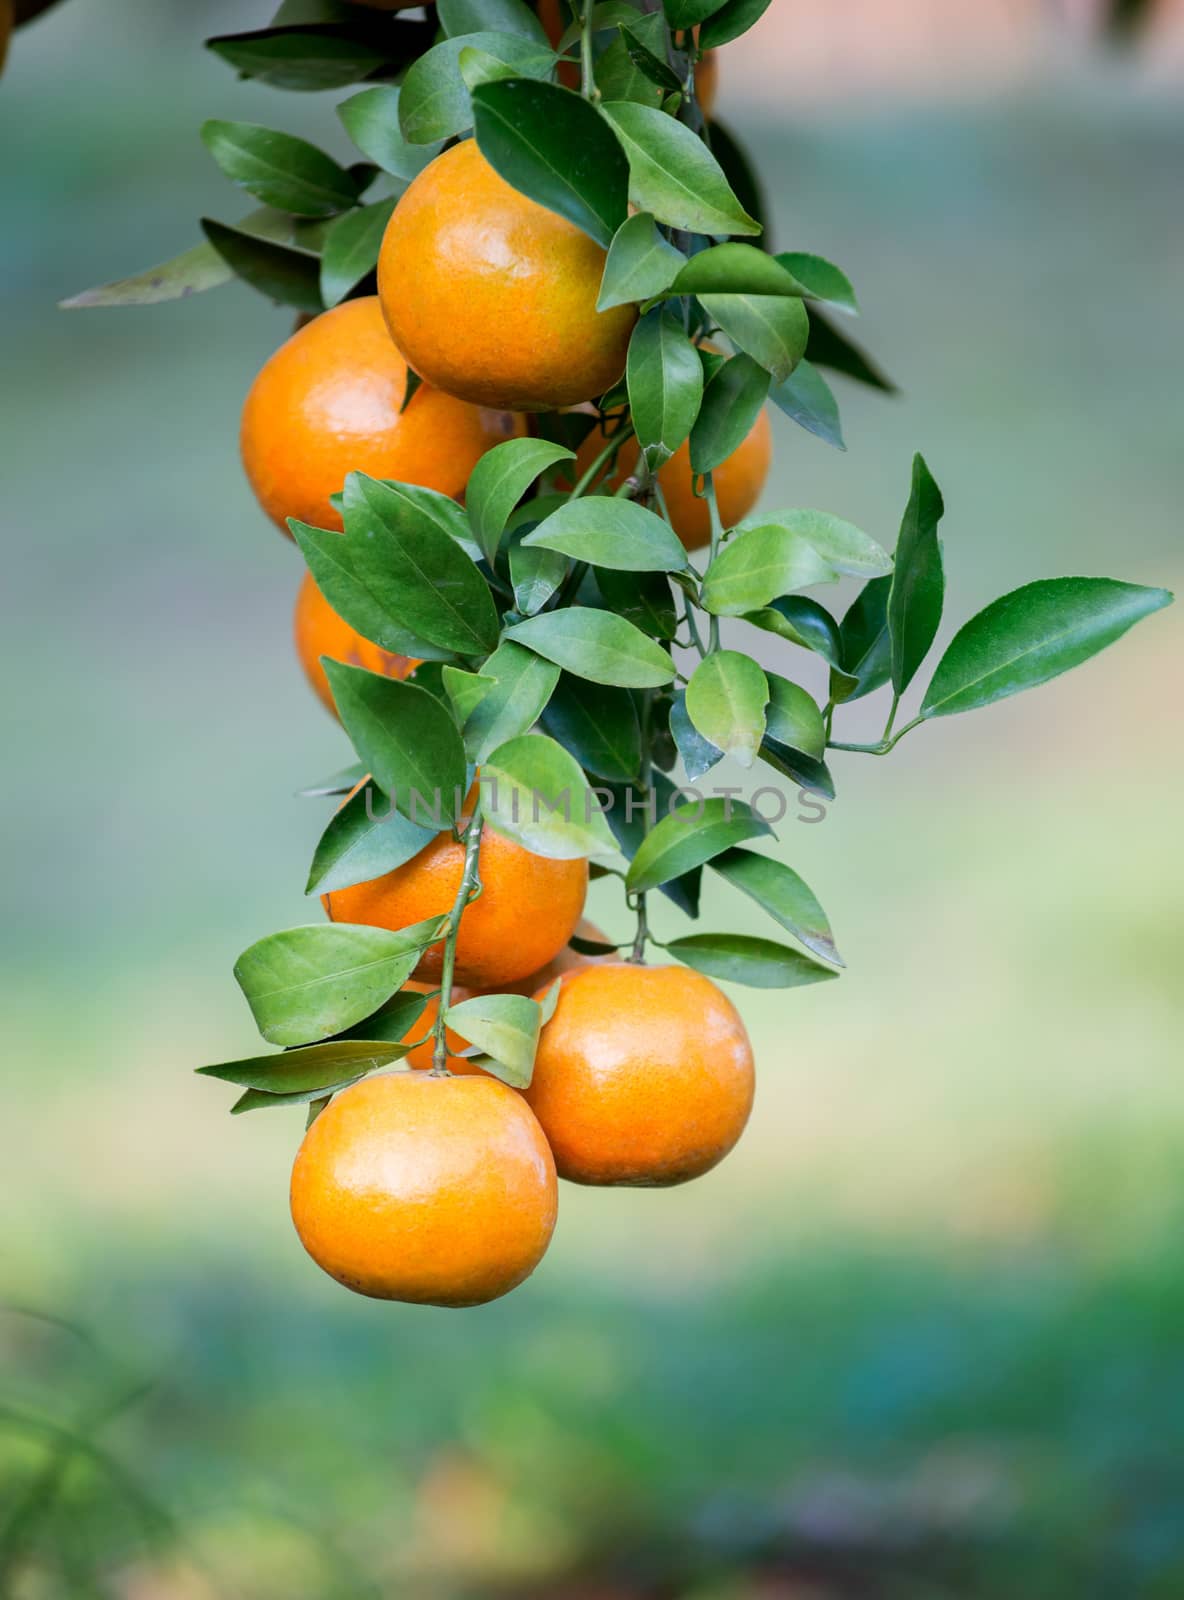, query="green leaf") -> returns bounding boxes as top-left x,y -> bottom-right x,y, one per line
506,610 -> 676,688
232,1081 -> 366,1115
445,993 -> 543,1087
463,640 -> 560,764
466,438 -> 575,566
442,666 -> 496,726
205,25 -> 391,92
769,360 -> 845,451
708,119 -> 769,242
709,848 -> 842,966
61,240 -> 232,309
371,477 -> 483,562
334,986 -> 432,1047
776,252 -> 859,314
595,566 -> 678,640
200,120 -> 360,217
689,353 -> 770,477
626,309 -> 704,472
672,243 -> 814,298
701,521 -> 837,617
234,920 -> 446,1046
685,651 -> 768,769
619,22 -> 683,92
338,86 -> 441,181
699,0 -> 773,49
298,761 -> 368,799
887,453 -> 945,695
319,198 -> 395,307
505,505 -> 570,615
438,0 -> 549,44
598,211 -> 686,312
921,578 -> 1172,720
762,672 -> 825,759
472,79 -> 628,248
806,306 -> 896,393
555,1 -> 640,50
601,101 -> 761,238
756,508 -> 892,580
541,674 -> 642,783
696,291 -> 808,384
626,798 -> 772,893
305,780 -> 435,895
662,0 -> 722,27
522,493 -> 688,573
758,739 -> 835,800
343,473 -> 500,655
834,575 -> 892,702
290,521 -> 450,662
669,689 -> 722,781
602,772 -> 701,915
482,734 -> 619,858
400,33 -> 555,145
323,663 -> 468,829
594,35 -> 663,109
665,931 -> 839,989
198,1037 -> 407,1093
742,596 -> 845,673
200,219 -> 323,314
